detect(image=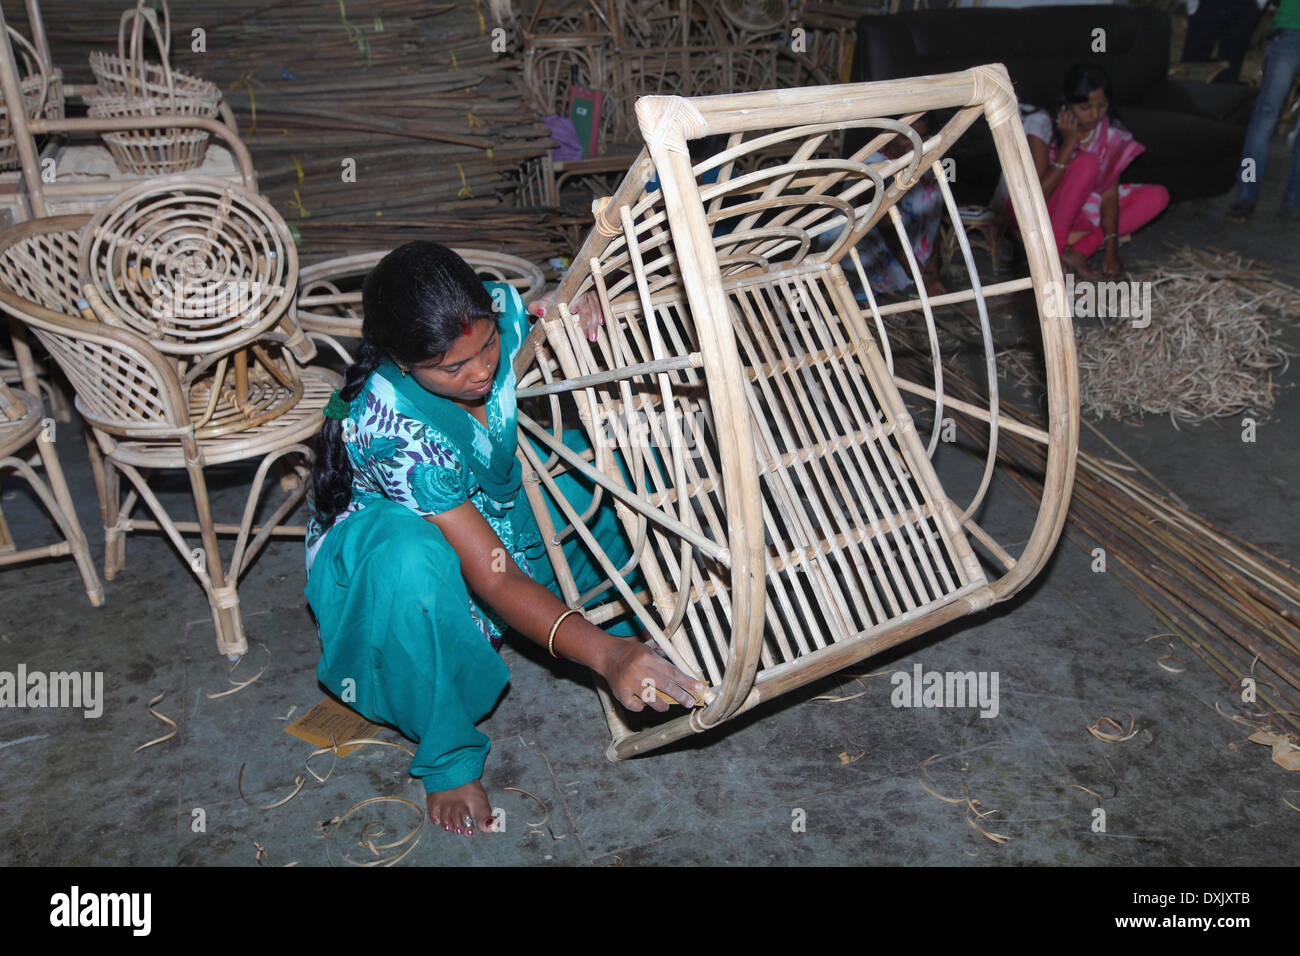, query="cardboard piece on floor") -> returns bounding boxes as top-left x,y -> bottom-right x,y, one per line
285,697 -> 385,757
